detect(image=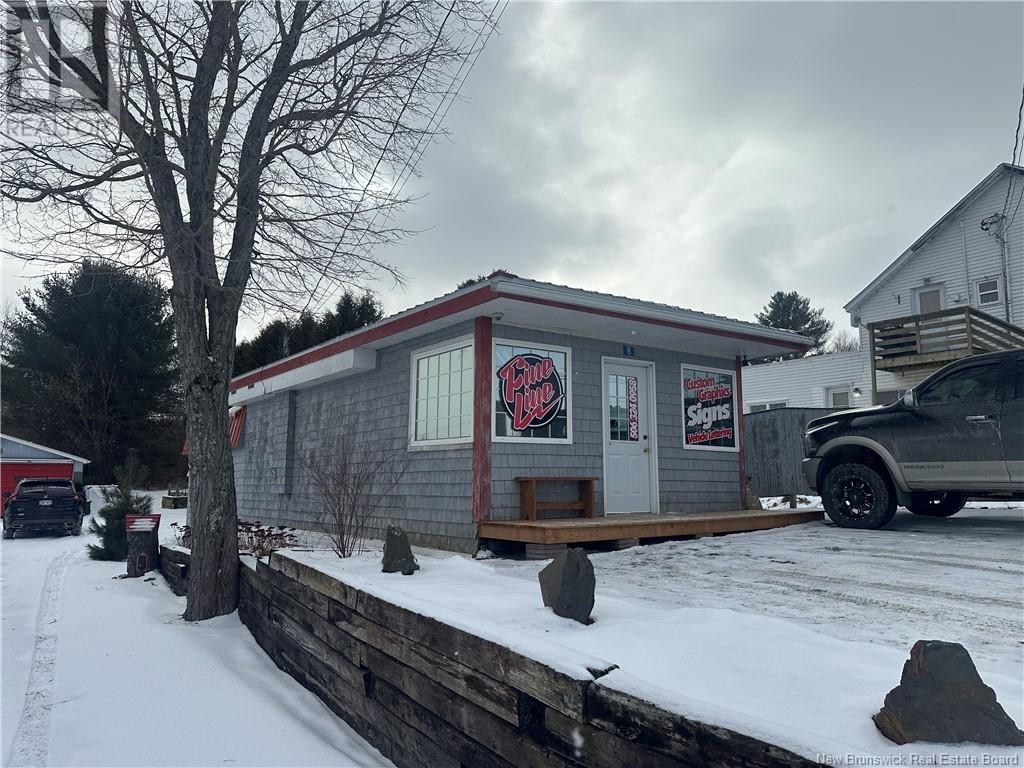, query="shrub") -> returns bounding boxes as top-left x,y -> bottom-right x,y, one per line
238,521 -> 296,558
88,451 -> 151,561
